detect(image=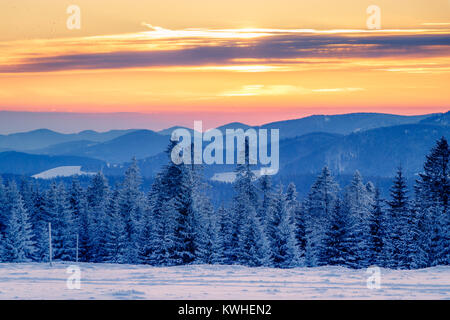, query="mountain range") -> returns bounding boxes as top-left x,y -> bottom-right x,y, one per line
0,111 -> 448,178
